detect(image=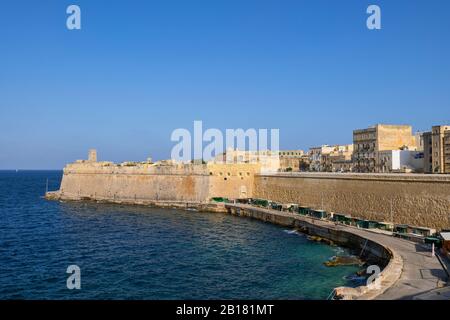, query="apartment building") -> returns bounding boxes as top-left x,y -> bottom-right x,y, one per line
353,124 -> 417,173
